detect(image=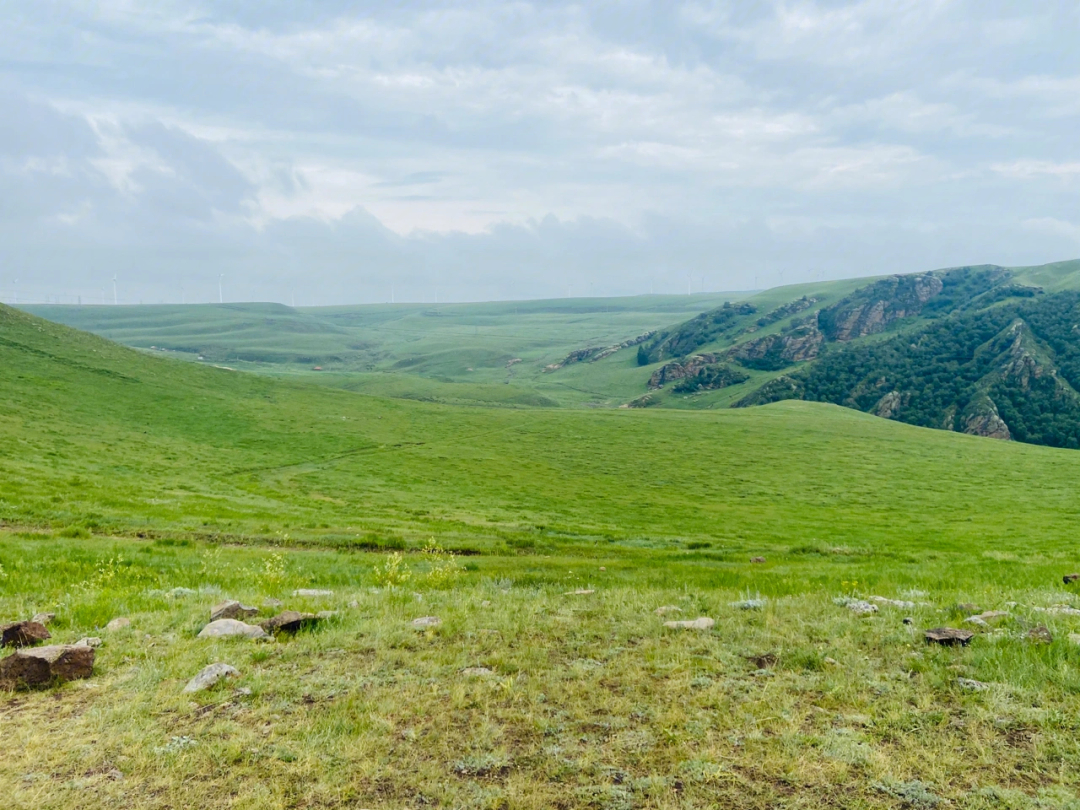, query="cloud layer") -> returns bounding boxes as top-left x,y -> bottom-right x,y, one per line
1,1 -> 1079,304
